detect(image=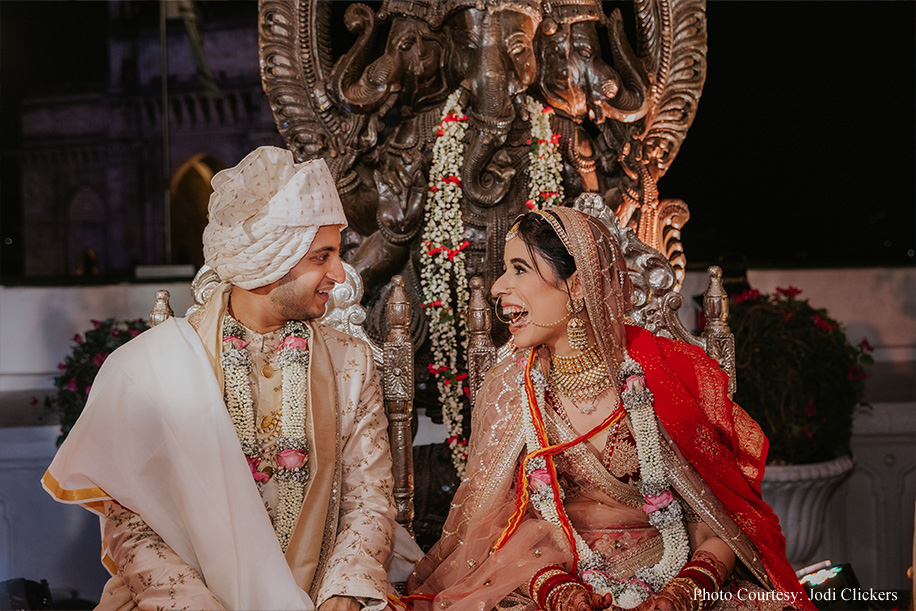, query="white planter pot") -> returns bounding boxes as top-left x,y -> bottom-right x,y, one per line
760,455 -> 855,568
